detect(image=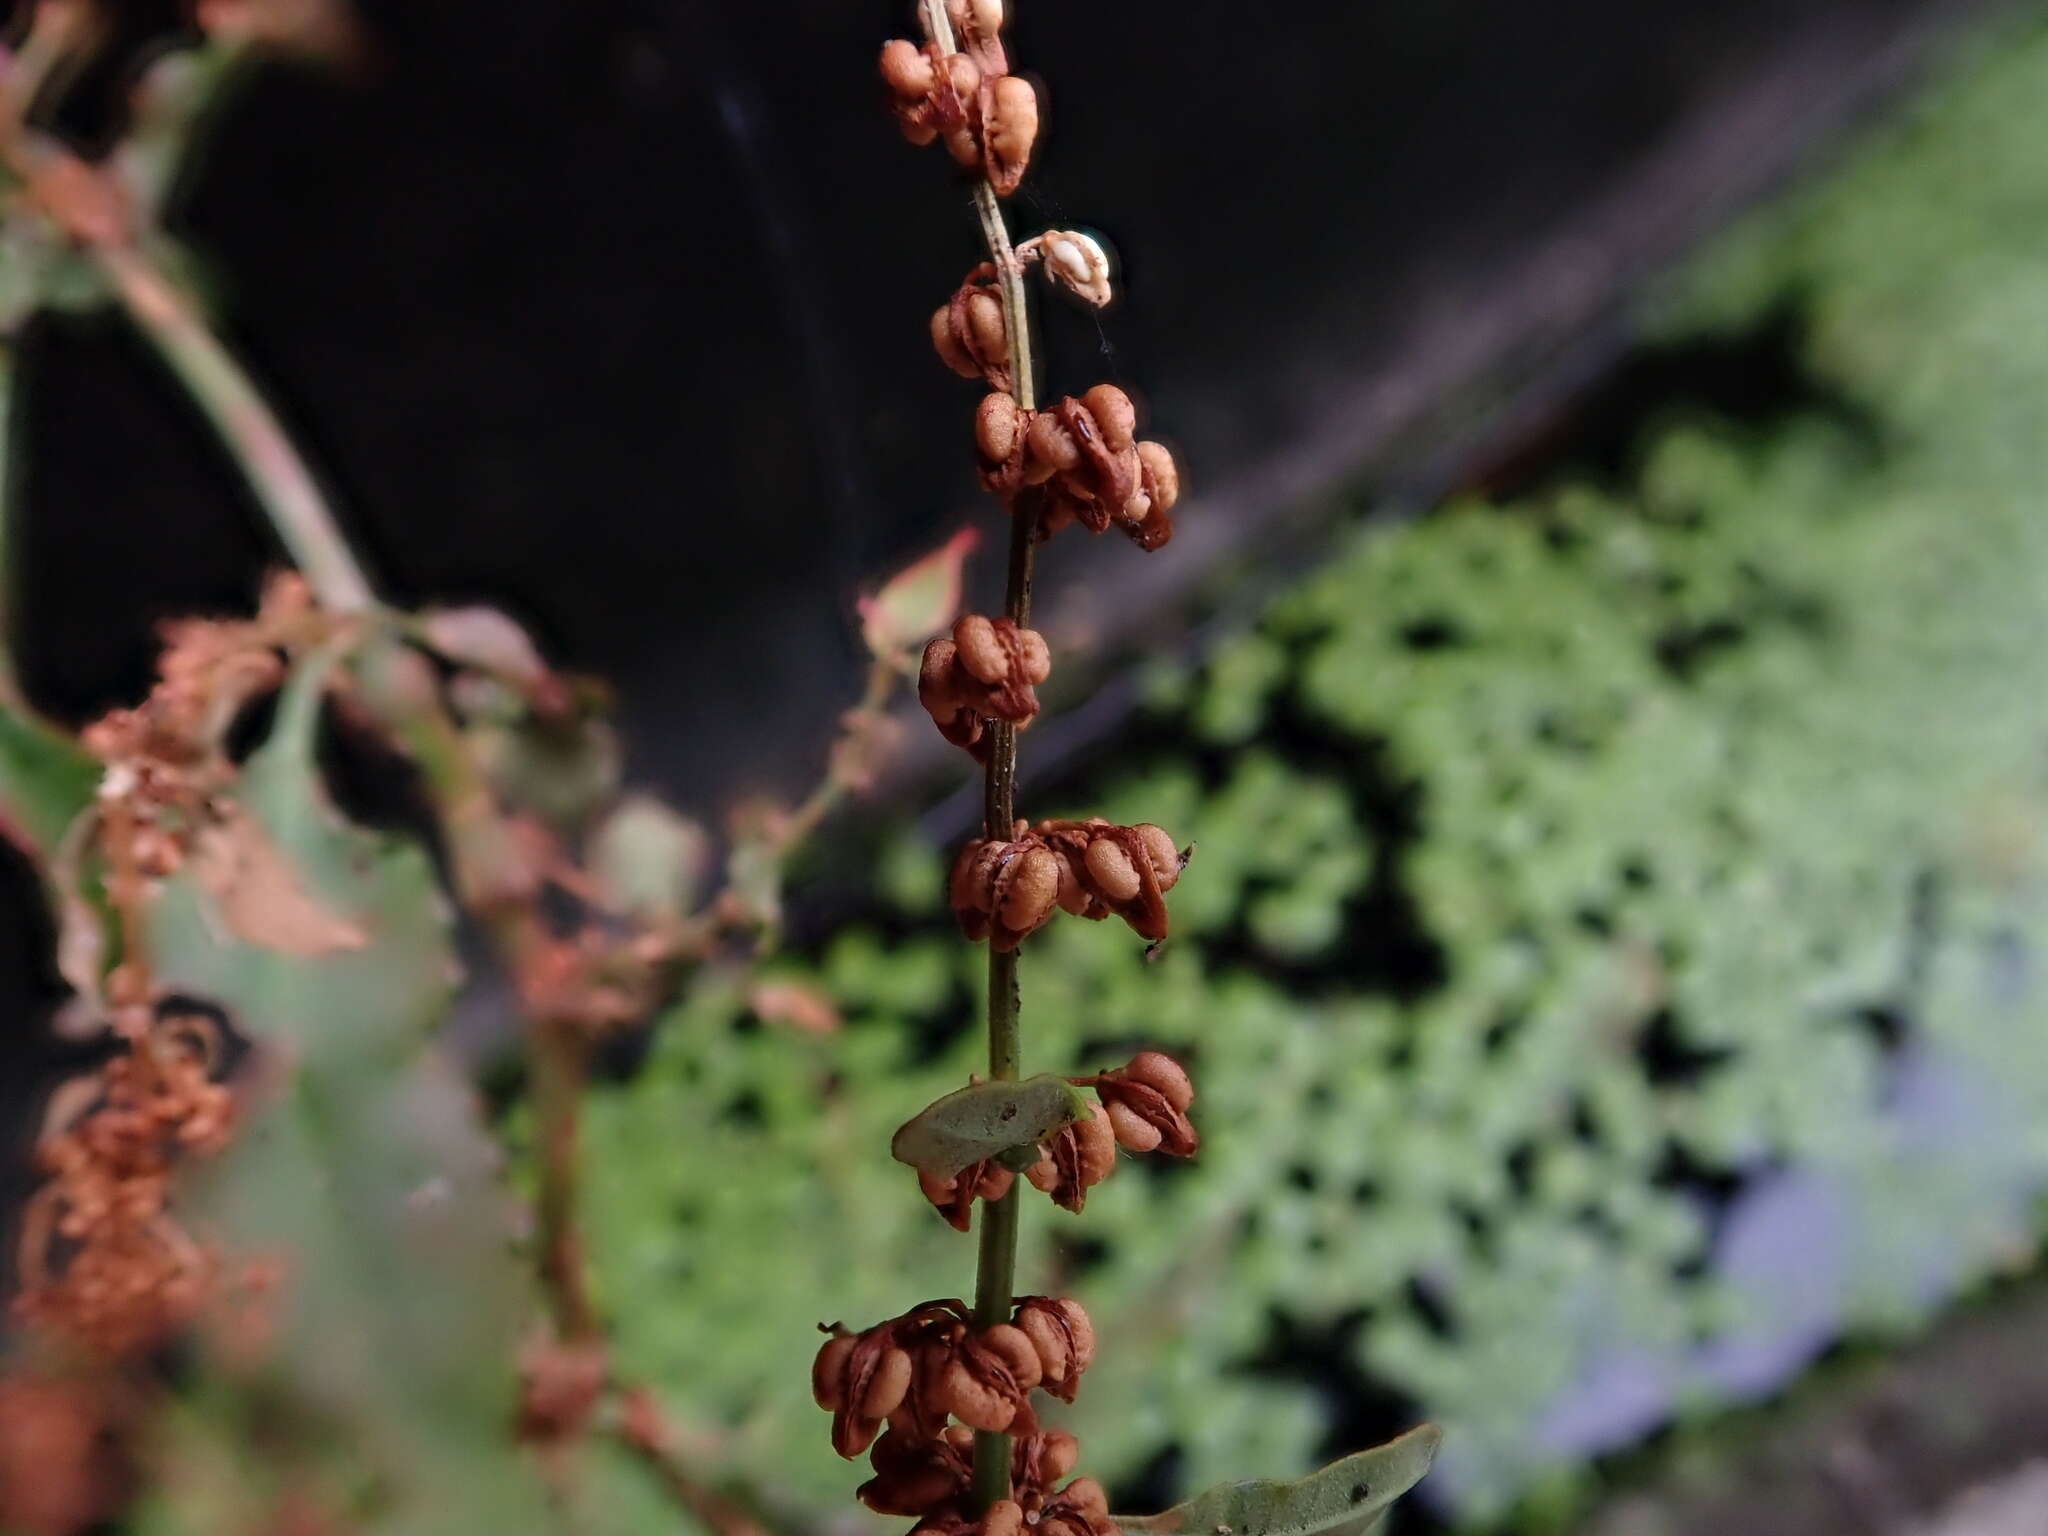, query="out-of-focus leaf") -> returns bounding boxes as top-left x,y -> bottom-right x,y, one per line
148,655 -> 552,1535
747,978 -> 841,1035
471,709 -> 621,831
859,527 -> 978,660
1118,1425 -> 1442,1536
590,793 -> 710,923
422,604 -> 551,688
0,704 -> 97,861
890,1073 -> 1092,1178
